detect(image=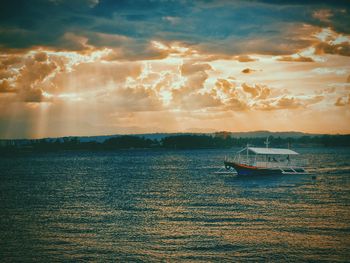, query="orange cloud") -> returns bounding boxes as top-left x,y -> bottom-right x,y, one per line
215,79 -> 236,94
242,83 -> 258,97
21,88 -> 45,103
0,55 -> 22,68
52,60 -> 142,94
171,88 -> 222,110
312,9 -> 333,23
314,41 -> 350,57
180,61 -> 212,76
111,86 -> 163,112
253,97 -> 302,111
225,97 -> 249,111
0,80 -> 16,93
304,95 -> 324,105
335,94 -> 350,106
180,61 -> 212,90
34,52 -> 48,62
59,32 -> 94,52
0,36 -> 349,138
0,51 -> 59,102
277,55 -> 314,62
242,83 -> 271,99
236,55 -> 257,62
242,68 -> 256,74
254,95 -> 325,111
277,97 -> 302,109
